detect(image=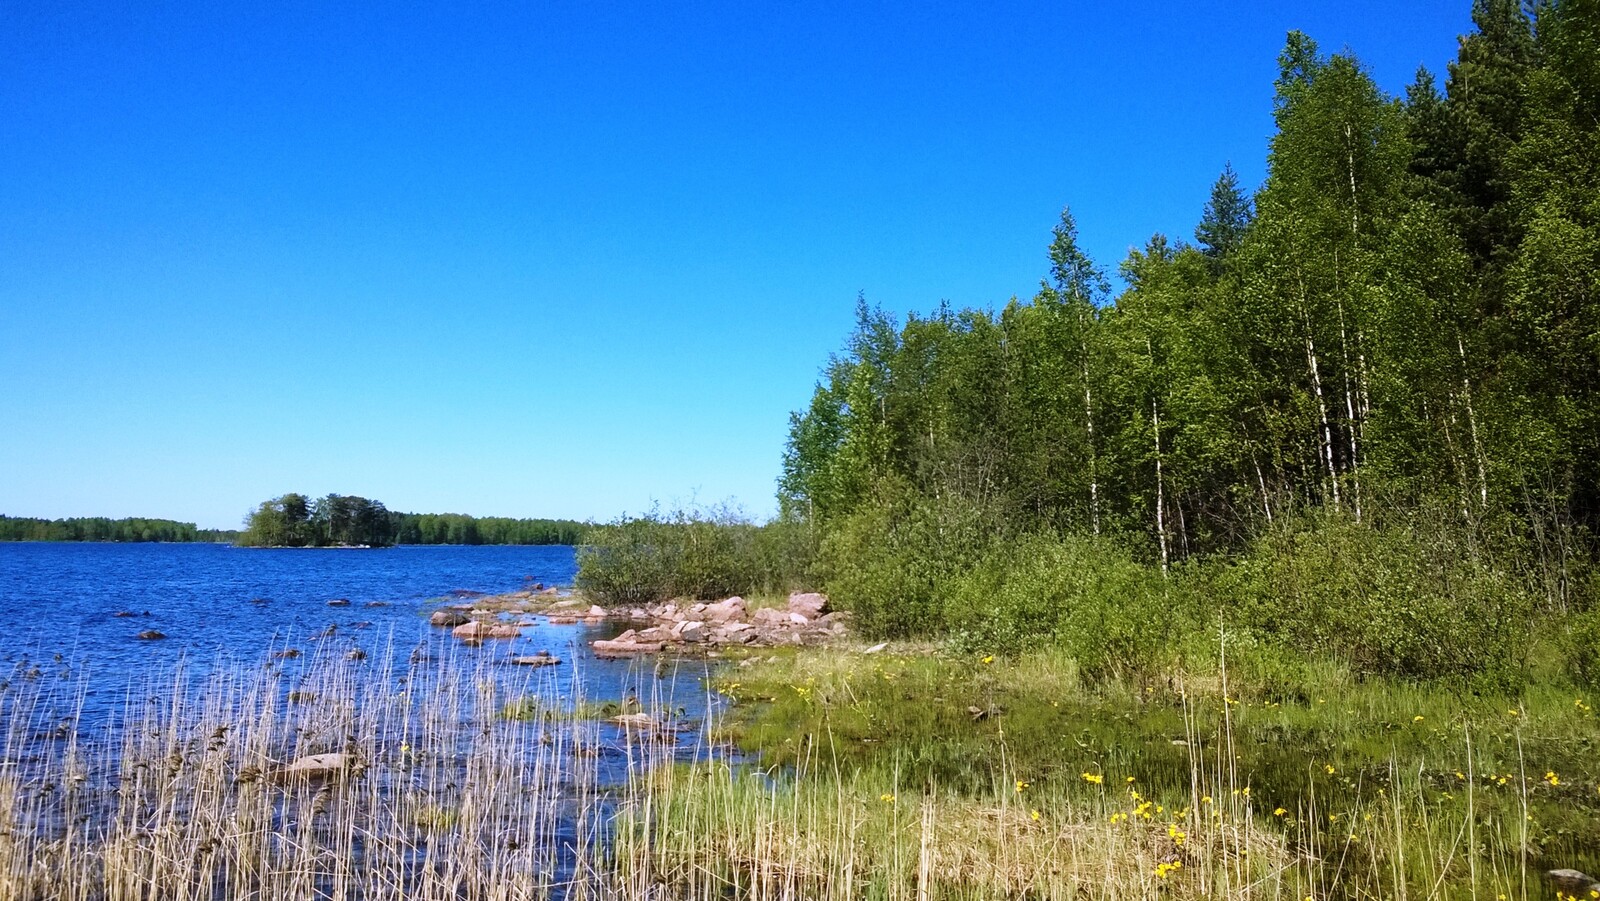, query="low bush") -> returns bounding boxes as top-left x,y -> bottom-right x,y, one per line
944,533 -> 1188,682
1568,606 -> 1600,690
1215,511 -> 1536,690
575,507 -> 817,605
816,480 -> 996,637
